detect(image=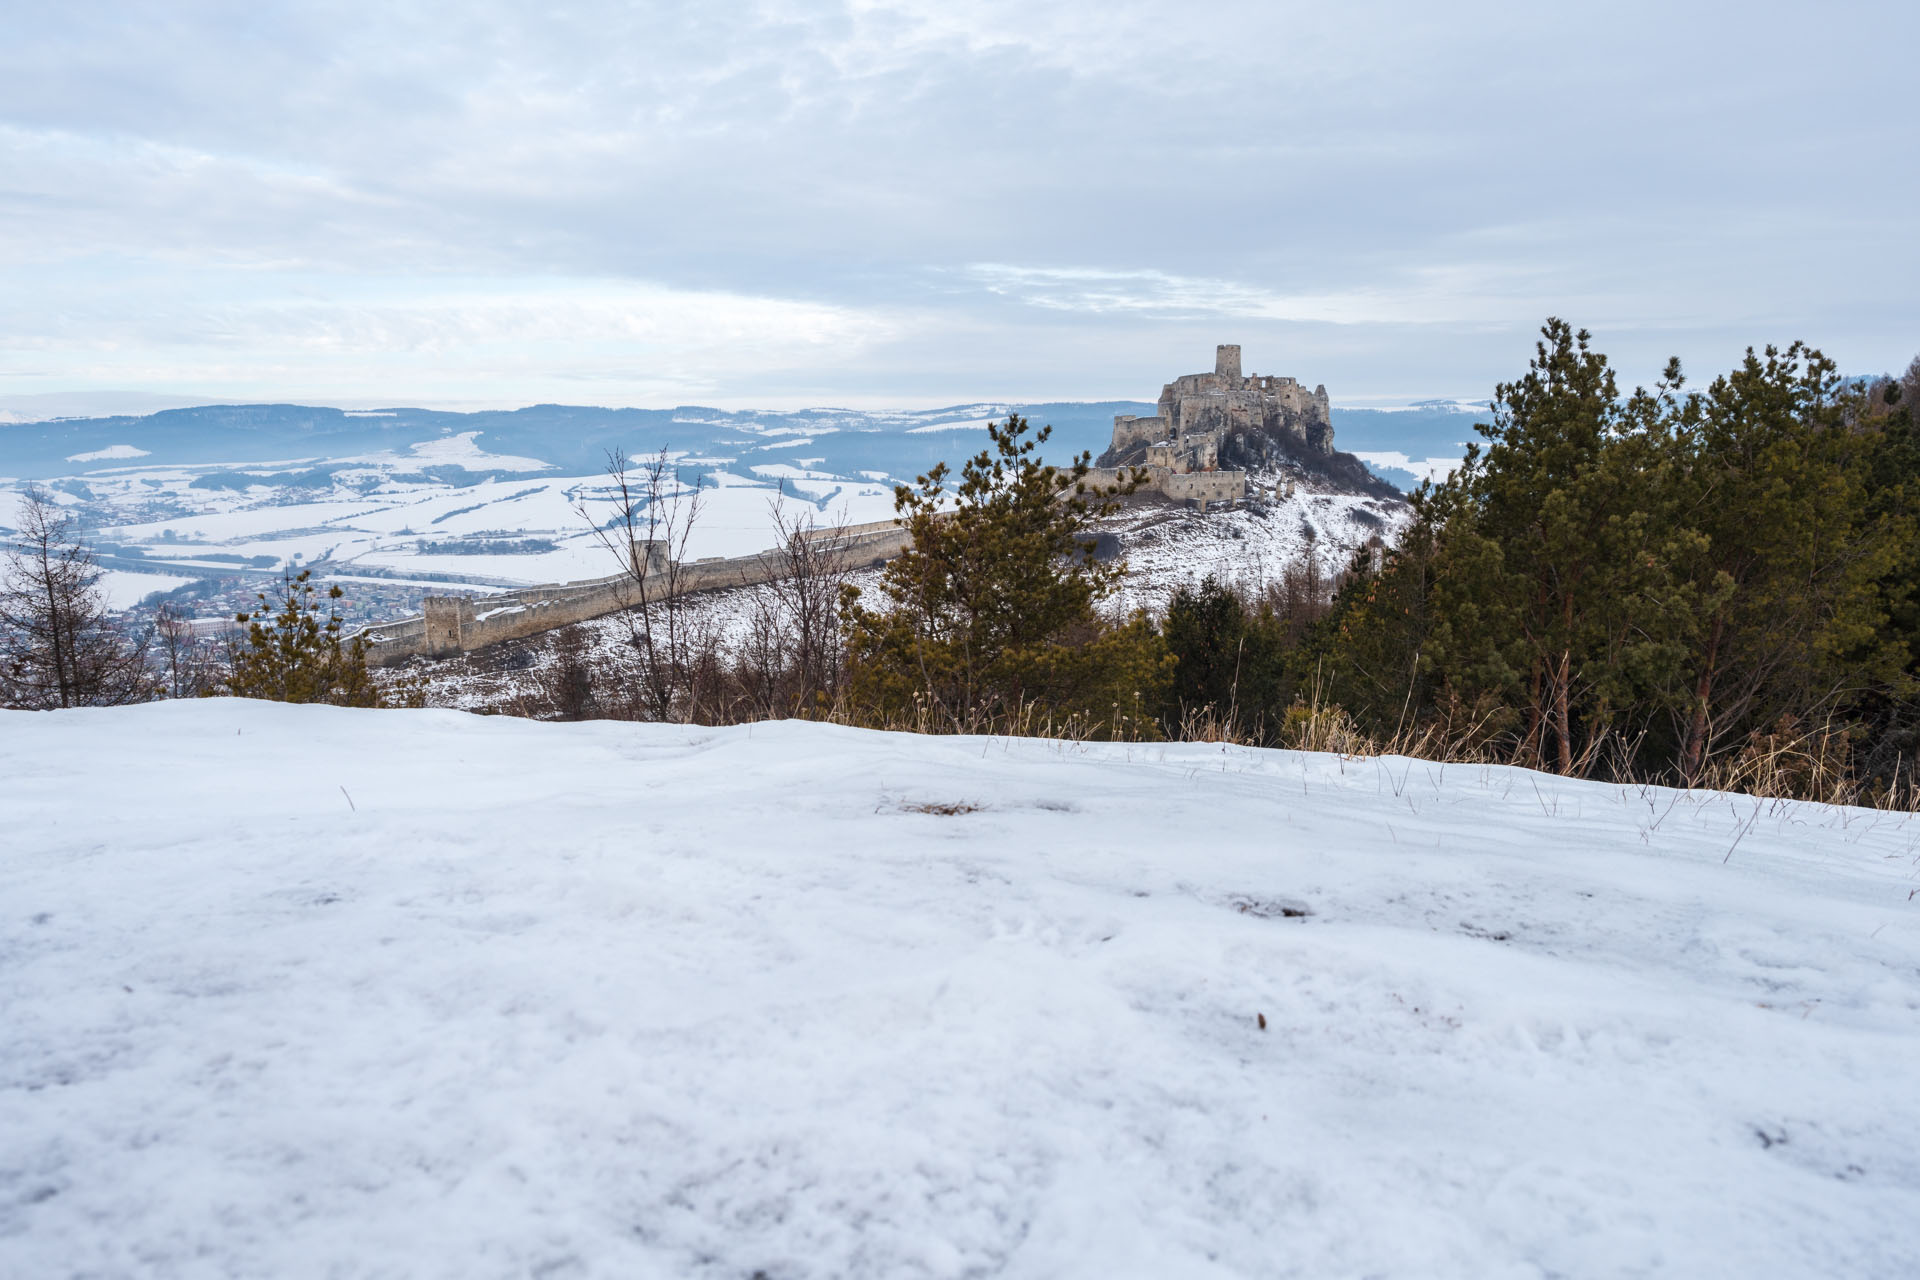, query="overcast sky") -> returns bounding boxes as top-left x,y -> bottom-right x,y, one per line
3,0 -> 1915,410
